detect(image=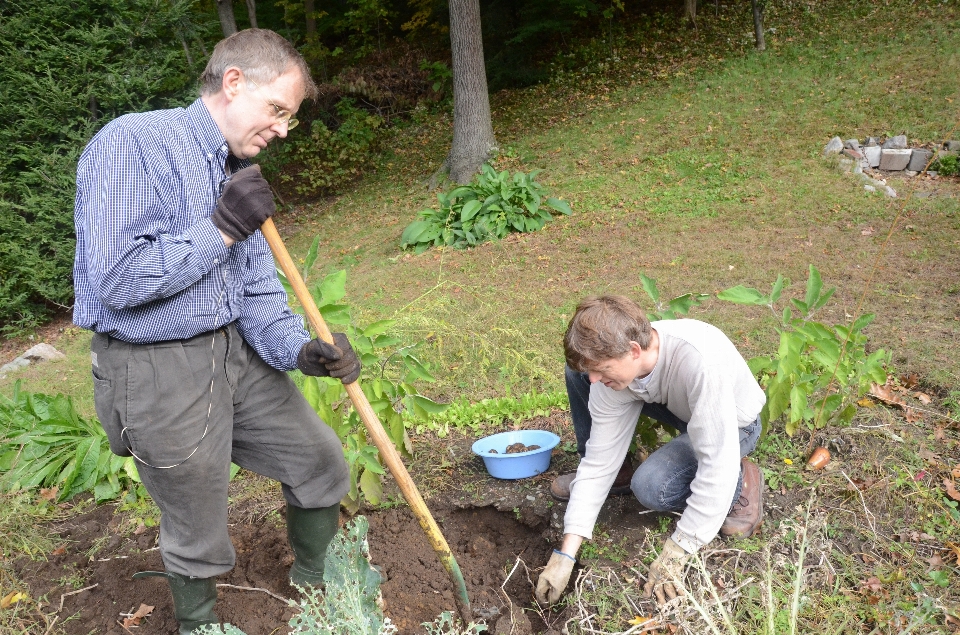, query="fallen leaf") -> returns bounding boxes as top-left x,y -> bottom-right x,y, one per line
926,554 -> 945,568
628,615 -> 653,626
51,546 -> 66,556
122,603 -> 154,627
861,226 -> 875,236
1,591 -> 28,609
39,487 -> 58,502
946,542 -> 960,566
904,407 -> 922,423
901,373 -> 919,389
915,392 -> 931,405
944,479 -> 960,502
935,427 -> 946,442
870,381 -> 906,408
952,464 -> 960,480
